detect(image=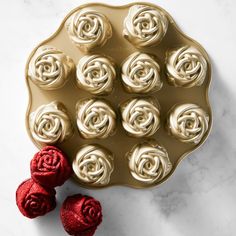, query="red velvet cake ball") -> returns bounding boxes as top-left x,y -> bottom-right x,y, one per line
30,146 -> 72,188
16,178 -> 56,218
60,194 -> 102,236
